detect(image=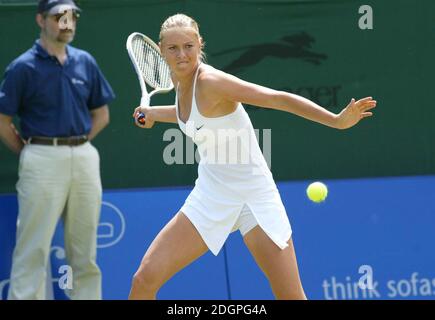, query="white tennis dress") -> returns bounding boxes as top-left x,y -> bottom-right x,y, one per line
177,64 -> 292,255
